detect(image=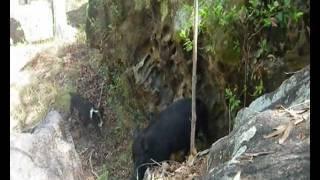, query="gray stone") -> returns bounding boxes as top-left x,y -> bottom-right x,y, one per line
205,65 -> 310,180
10,18 -> 26,44
248,65 -> 309,113
10,111 -> 84,180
